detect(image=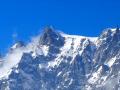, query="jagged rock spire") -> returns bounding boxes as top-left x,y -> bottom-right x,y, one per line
39,26 -> 64,47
